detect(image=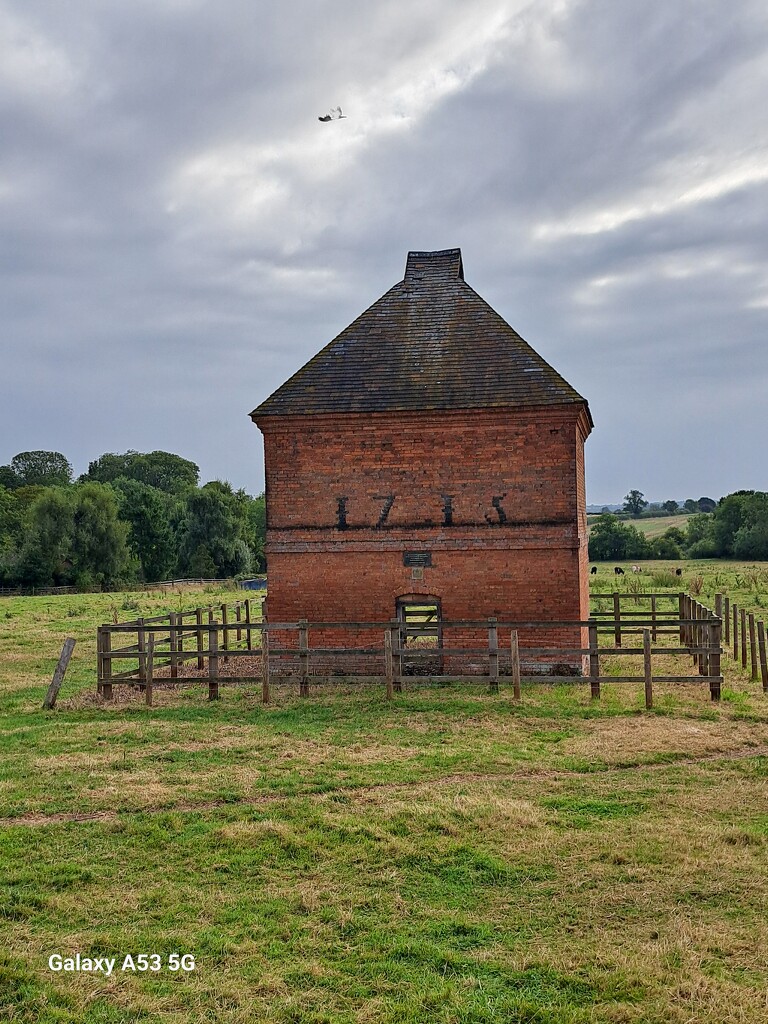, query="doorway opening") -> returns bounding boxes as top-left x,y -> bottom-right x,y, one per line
396,596 -> 442,675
